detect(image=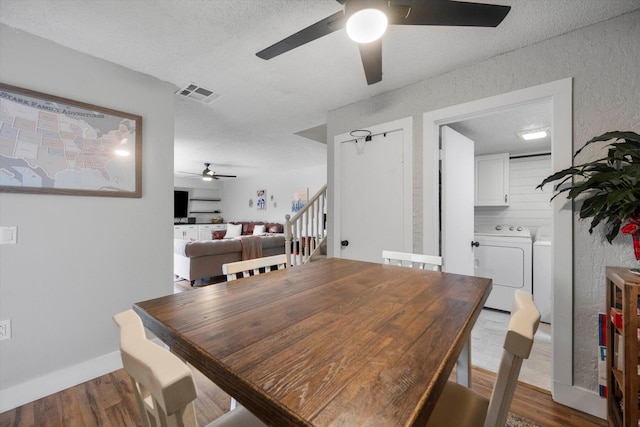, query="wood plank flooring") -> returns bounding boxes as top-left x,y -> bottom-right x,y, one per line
2,280 -> 606,426
0,364 -> 605,427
